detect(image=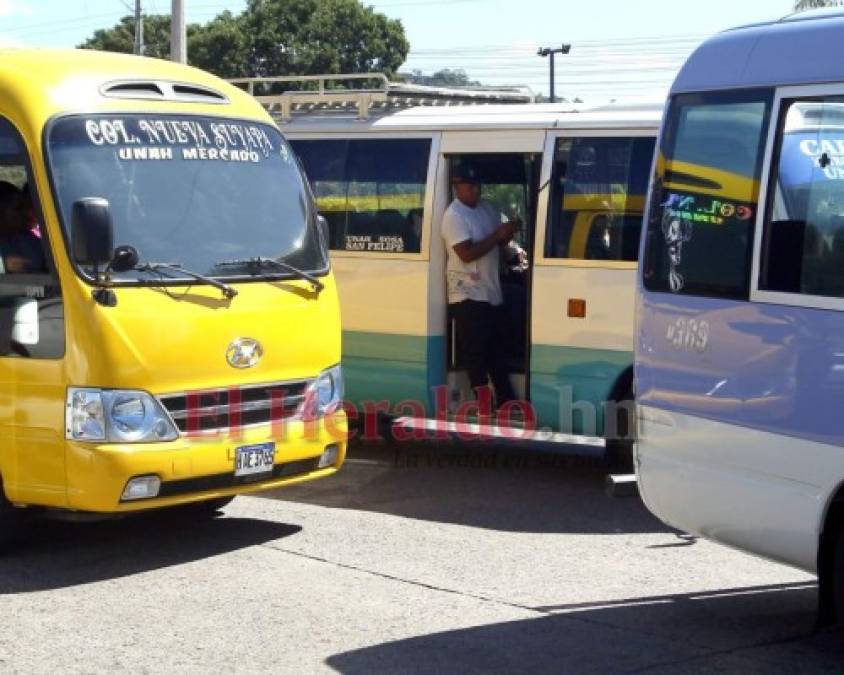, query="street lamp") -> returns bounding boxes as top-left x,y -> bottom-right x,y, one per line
537,44 -> 571,103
